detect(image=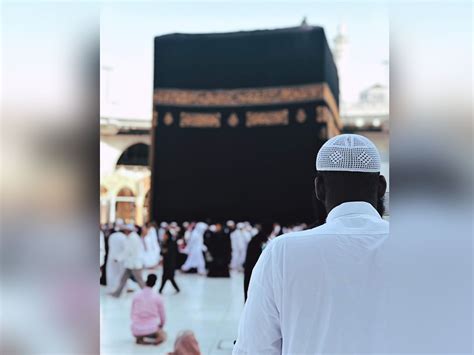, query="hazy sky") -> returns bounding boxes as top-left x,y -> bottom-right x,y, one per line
101,1 -> 388,120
